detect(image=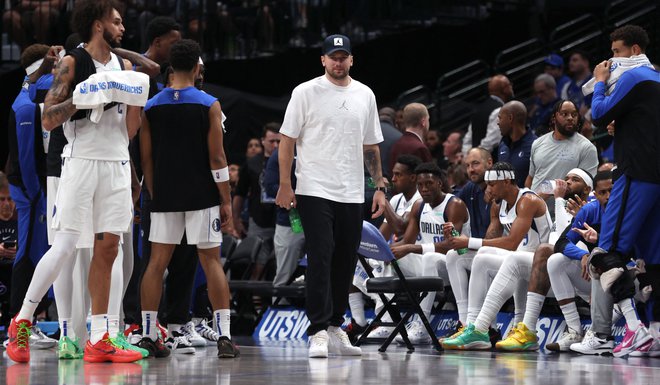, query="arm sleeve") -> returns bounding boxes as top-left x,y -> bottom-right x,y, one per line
591,72 -> 636,127
363,92 -> 383,145
554,198 -> 572,234
280,87 -> 305,139
554,205 -> 591,260
479,108 -> 502,152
